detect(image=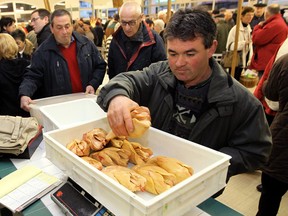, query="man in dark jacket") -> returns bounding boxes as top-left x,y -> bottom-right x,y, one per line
257,53 -> 288,216
107,1 -> 166,79
30,8 -> 51,47
250,1 -> 266,30
97,8 -> 272,189
19,9 -> 106,112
